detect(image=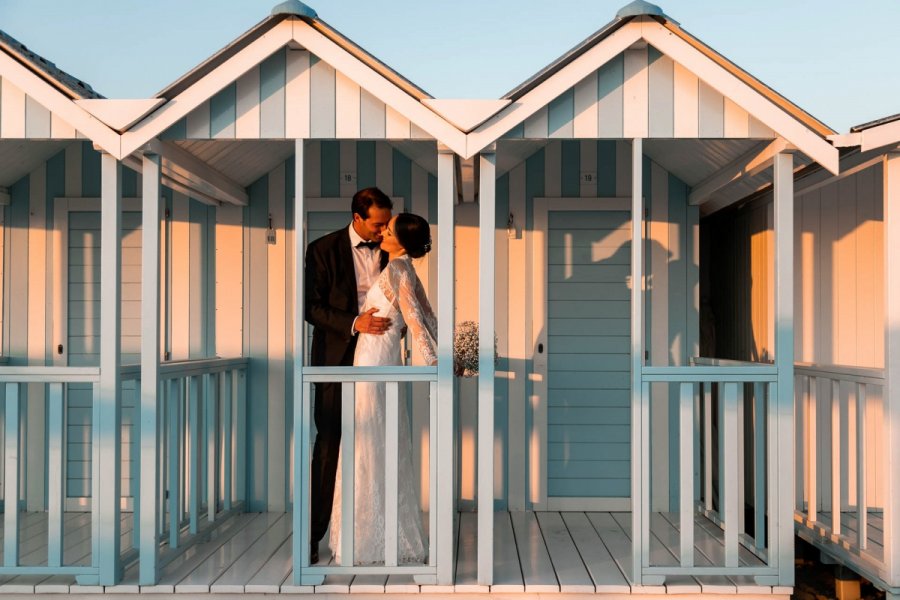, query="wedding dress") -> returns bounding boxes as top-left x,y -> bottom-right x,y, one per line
329,255 -> 437,565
